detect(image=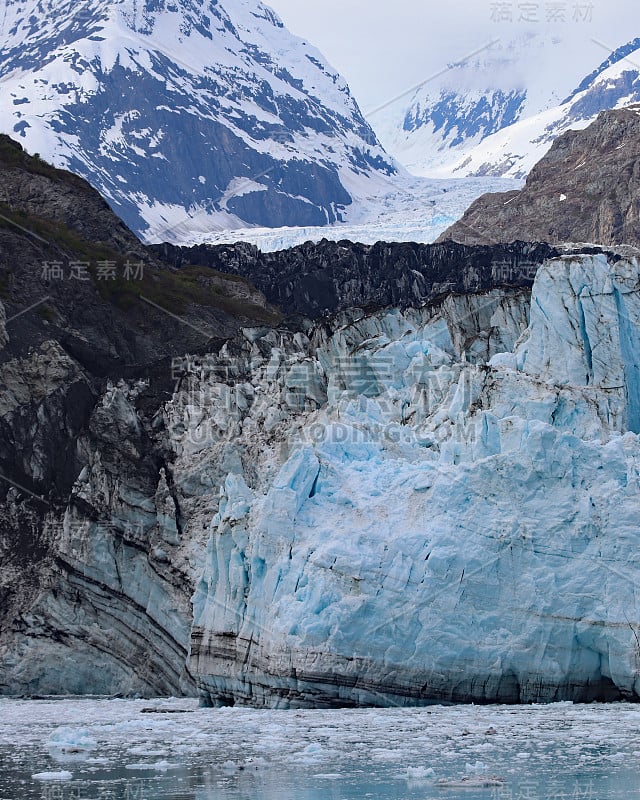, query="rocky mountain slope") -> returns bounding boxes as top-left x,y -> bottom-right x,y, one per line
374,34 -> 570,177
0,0 -> 395,240
438,108 -> 640,247
0,134 -> 280,695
